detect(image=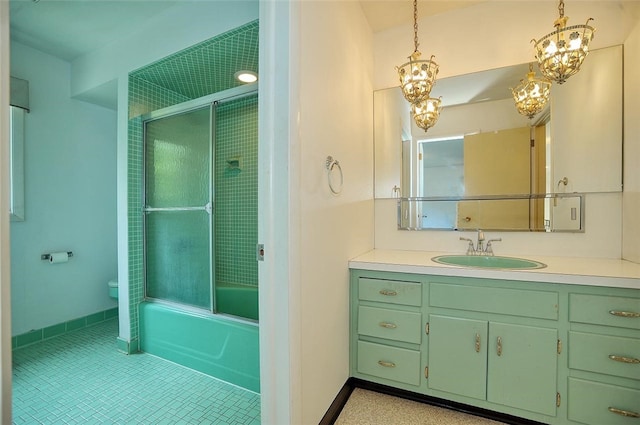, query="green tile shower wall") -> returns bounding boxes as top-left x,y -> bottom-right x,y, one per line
215,95 -> 259,289
12,308 -> 118,350
127,21 -> 259,345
